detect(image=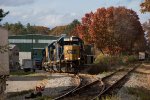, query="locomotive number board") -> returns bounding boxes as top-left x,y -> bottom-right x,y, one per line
64,38 -> 78,41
